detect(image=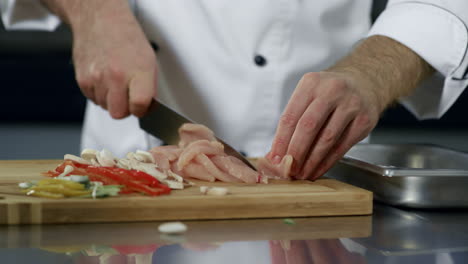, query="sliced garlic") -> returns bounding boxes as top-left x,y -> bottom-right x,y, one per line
163,180 -> 184,190
199,186 -> 209,194
96,149 -> 116,167
57,165 -> 74,178
122,158 -> 135,170
199,186 -> 229,196
158,222 -> 187,234
167,170 -> 184,182
90,158 -> 100,167
64,154 -> 90,165
116,159 -> 131,170
128,151 -> 146,162
185,180 -> 196,186
18,182 -> 32,189
135,163 -> 167,181
81,148 -> 98,161
136,150 -> 155,163
209,187 -> 229,196
126,152 -> 136,160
